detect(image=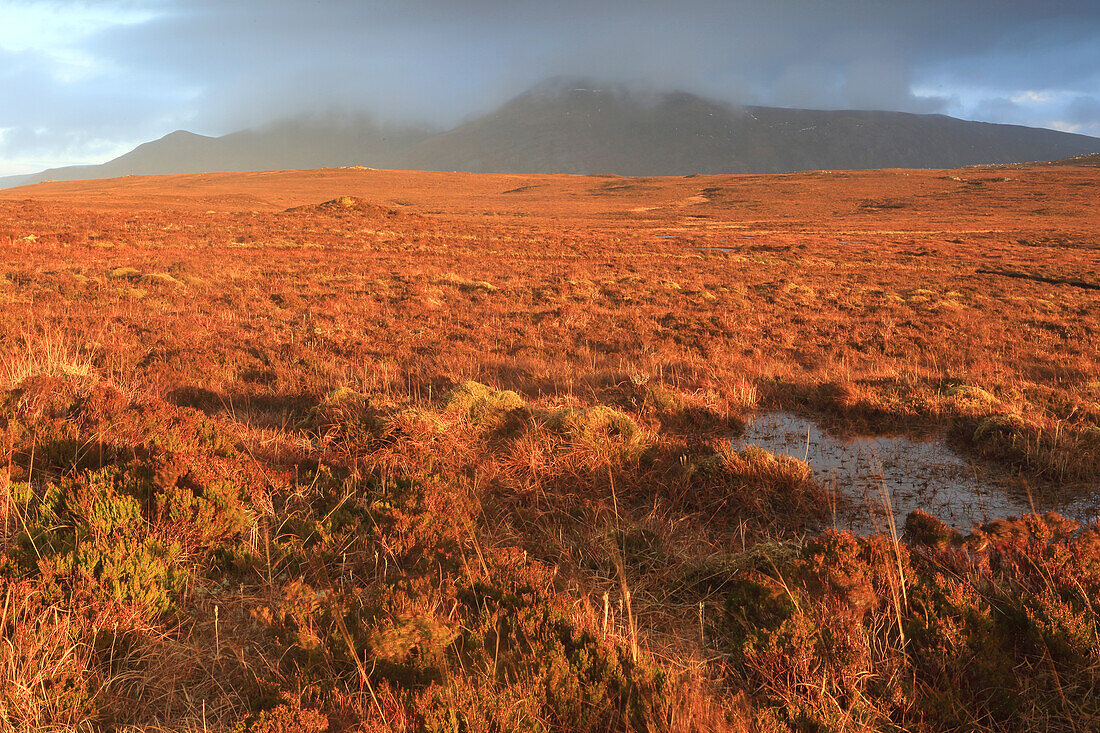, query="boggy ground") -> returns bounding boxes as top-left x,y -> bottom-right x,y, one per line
0,163 -> 1097,731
